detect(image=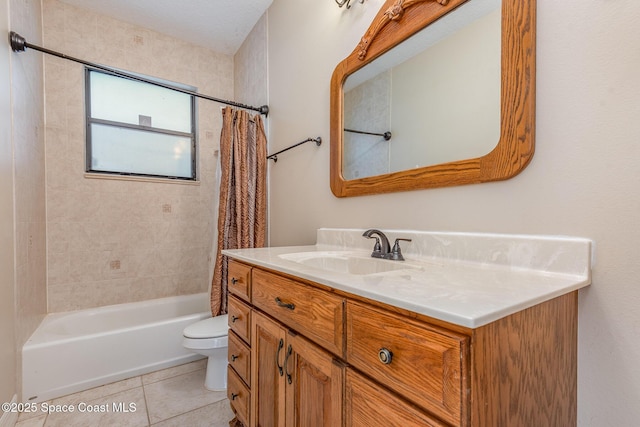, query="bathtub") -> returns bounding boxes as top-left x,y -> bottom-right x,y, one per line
22,293 -> 211,402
